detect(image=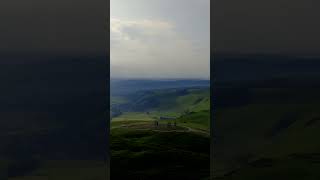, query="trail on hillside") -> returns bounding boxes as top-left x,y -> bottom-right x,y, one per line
111,121 -> 209,136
